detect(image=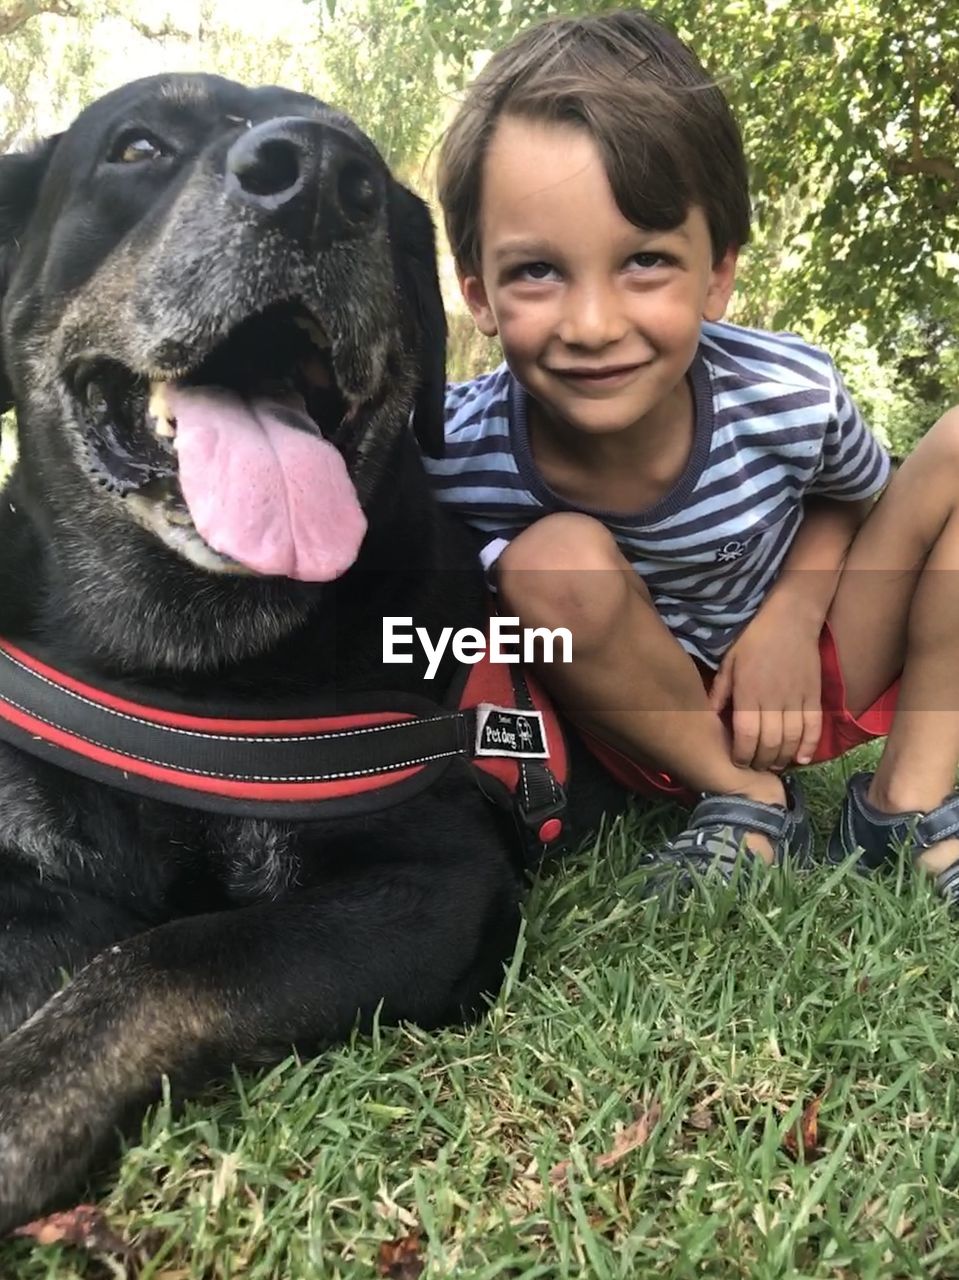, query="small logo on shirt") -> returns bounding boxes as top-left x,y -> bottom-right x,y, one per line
715,540 -> 749,564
